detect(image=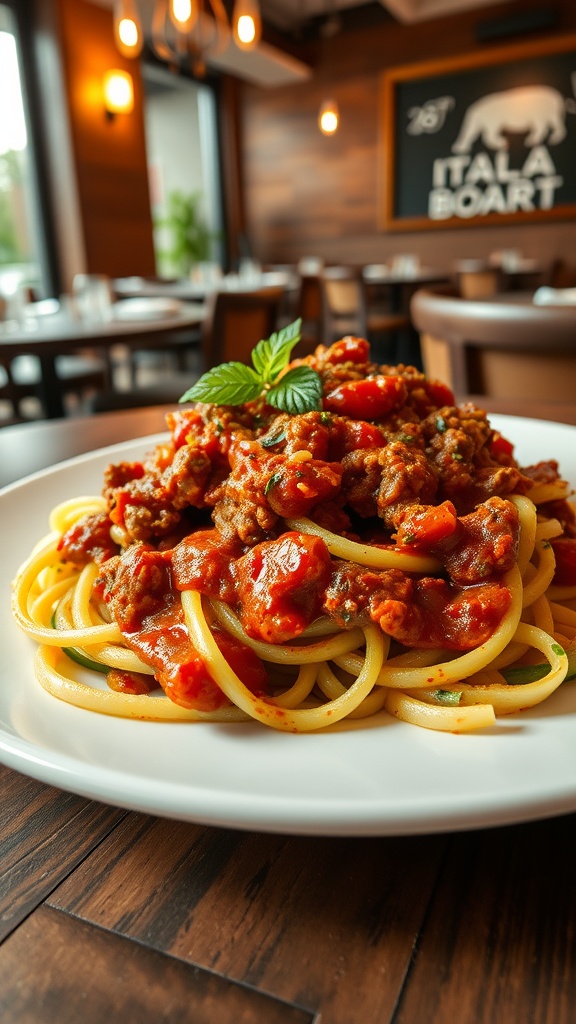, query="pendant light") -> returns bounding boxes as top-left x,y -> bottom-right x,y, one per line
232,0 -> 261,50
169,0 -> 198,34
318,98 -> 339,136
113,0 -> 144,58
